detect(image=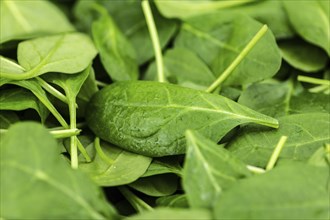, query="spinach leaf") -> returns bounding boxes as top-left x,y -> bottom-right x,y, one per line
92,5 -> 139,81
0,88 -> 48,123
144,48 -> 215,90
86,81 -> 278,157
129,174 -> 178,197
126,207 -> 212,220
227,113 -> 330,167
0,122 -> 116,219
79,140 -> 152,186
213,162 -> 329,219
308,145 -> 330,167
0,55 -> 25,74
156,195 -> 189,208
279,39 -> 329,72
141,157 -> 182,177
283,0 -> 330,56
0,0 -> 74,44
183,130 -> 251,208
175,13 -> 281,85
1,33 -> 97,80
